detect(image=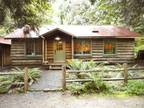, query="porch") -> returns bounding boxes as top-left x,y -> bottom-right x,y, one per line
41,29 -> 74,68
